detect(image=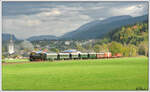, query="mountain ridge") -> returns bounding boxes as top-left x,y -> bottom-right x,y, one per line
61,14 -> 148,40
2,33 -> 18,41
27,35 -> 58,41
2,15 -> 148,41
